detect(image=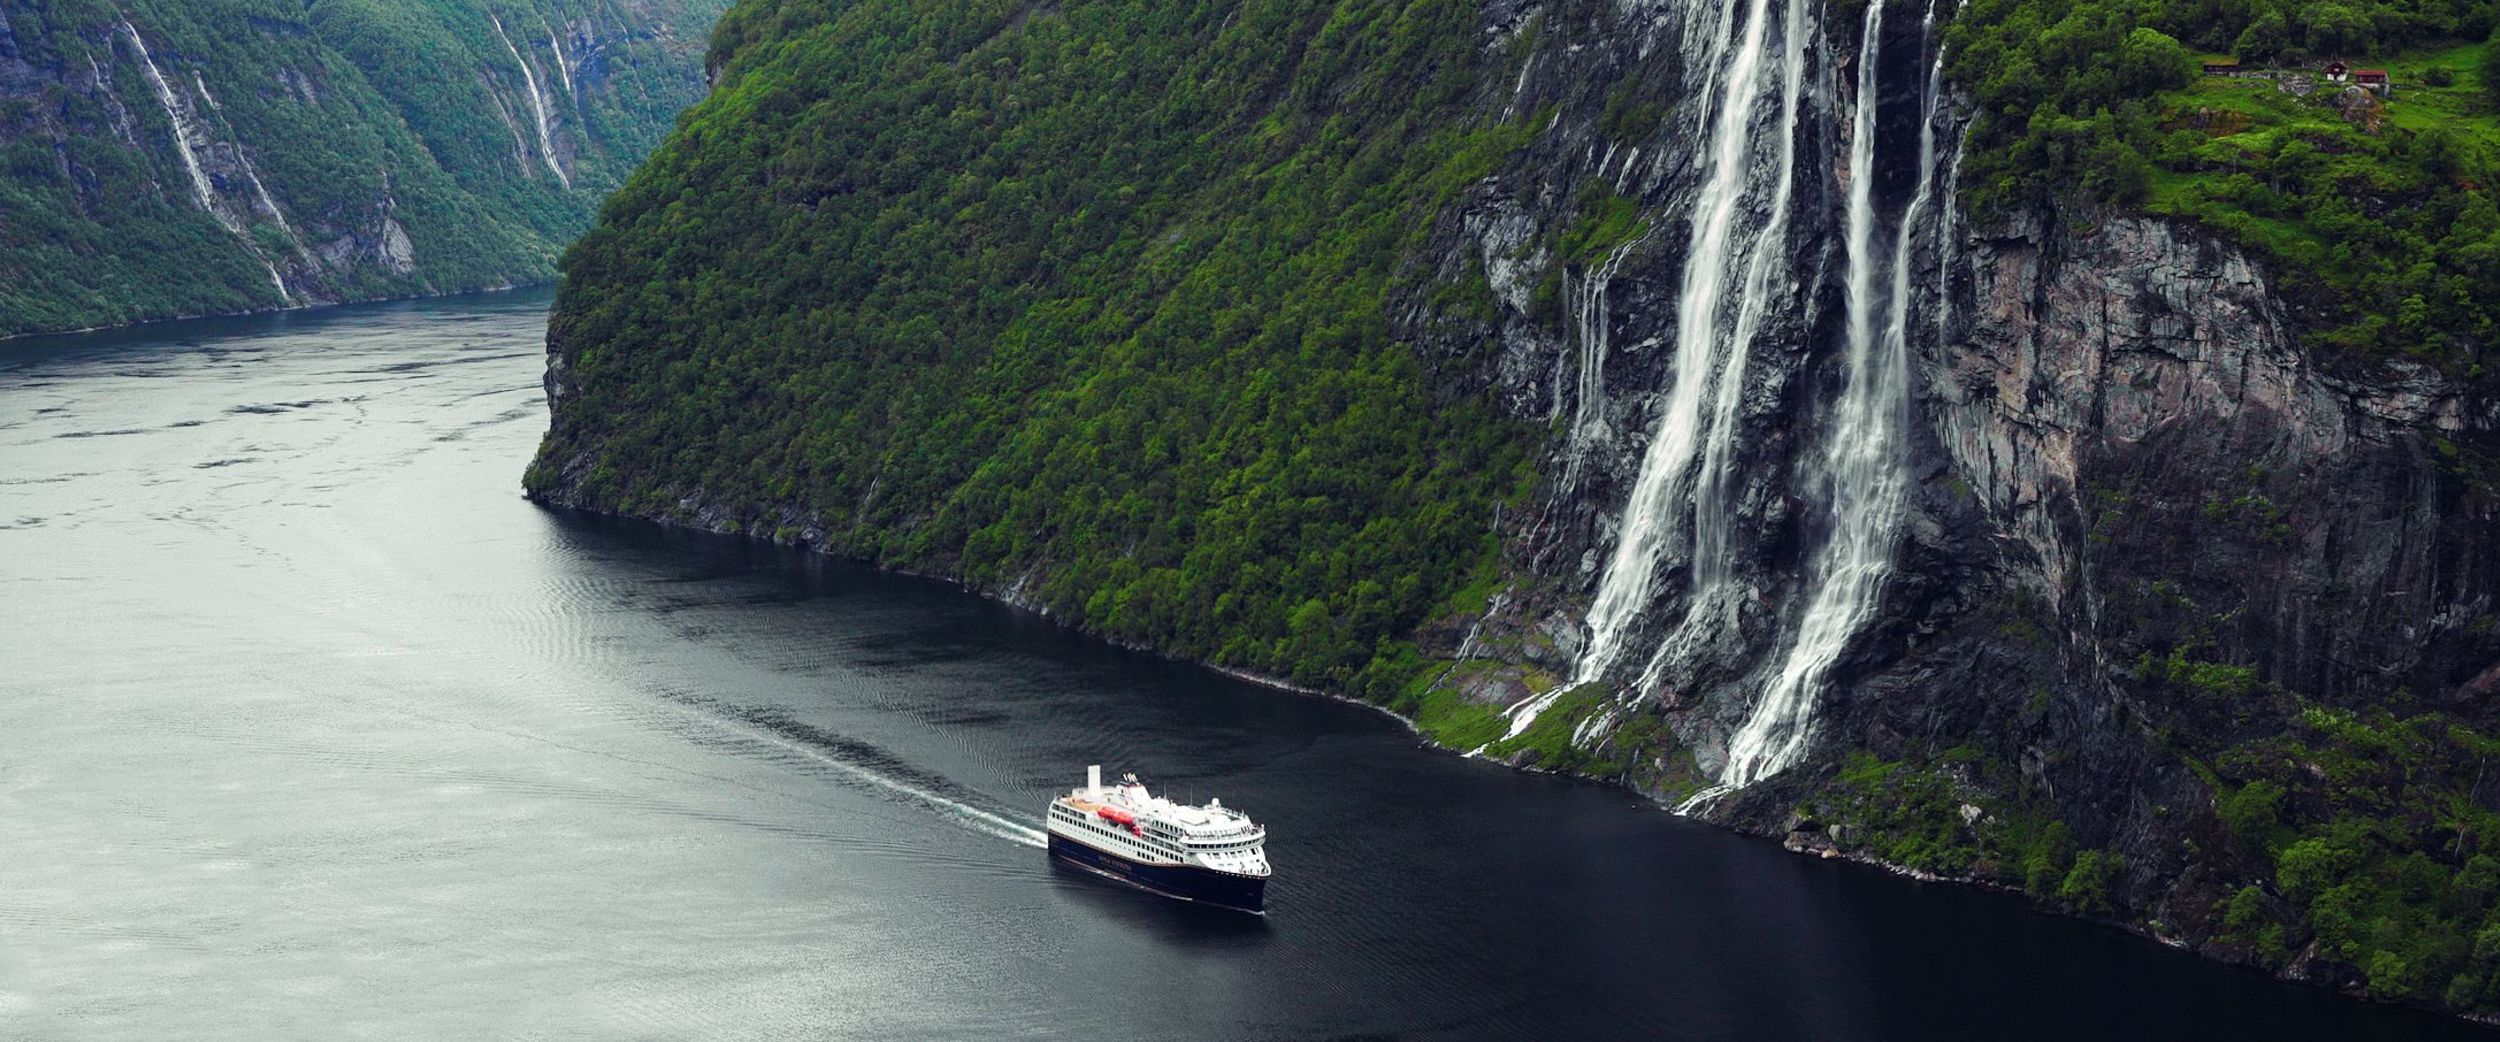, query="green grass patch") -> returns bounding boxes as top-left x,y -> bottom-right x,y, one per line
1402,664 -> 1511,752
